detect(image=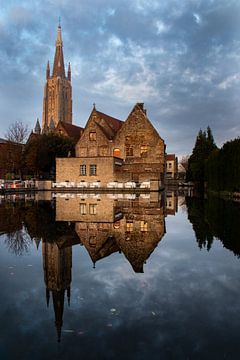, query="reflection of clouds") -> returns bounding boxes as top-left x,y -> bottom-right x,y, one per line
1,207 -> 240,357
